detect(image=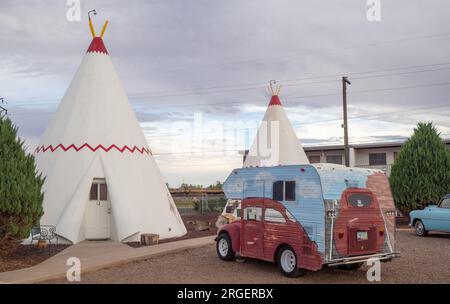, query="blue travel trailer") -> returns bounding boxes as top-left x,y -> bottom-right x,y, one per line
219,163 -> 398,271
